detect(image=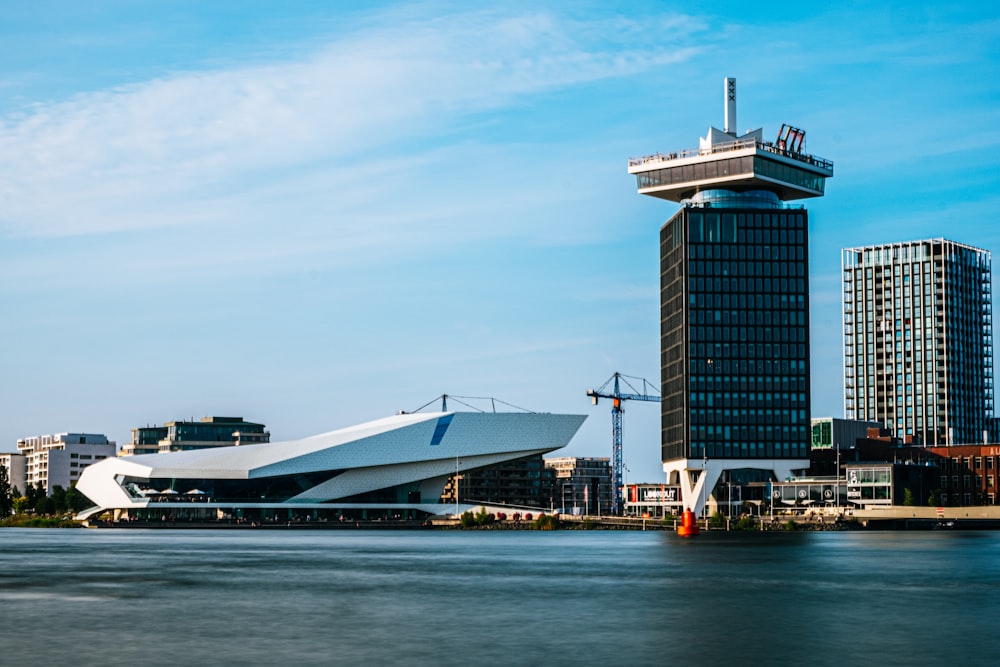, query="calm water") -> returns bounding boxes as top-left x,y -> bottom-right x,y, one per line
1,528 -> 998,666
